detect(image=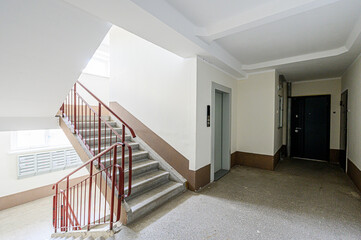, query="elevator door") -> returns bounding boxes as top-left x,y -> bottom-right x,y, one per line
214,91 -> 223,173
